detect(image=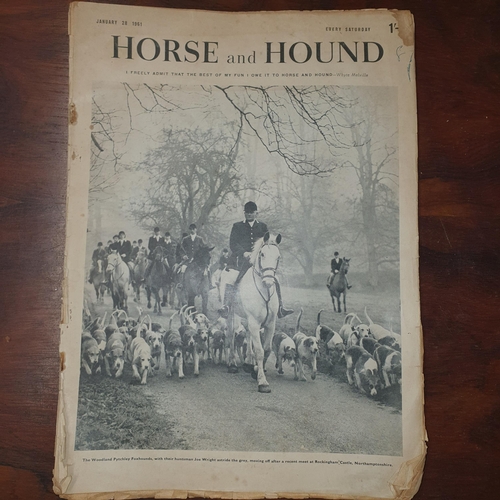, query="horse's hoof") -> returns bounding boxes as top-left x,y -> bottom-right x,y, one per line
242,363 -> 254,374
258,385 -> 271,393
227,365 -> 239,374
